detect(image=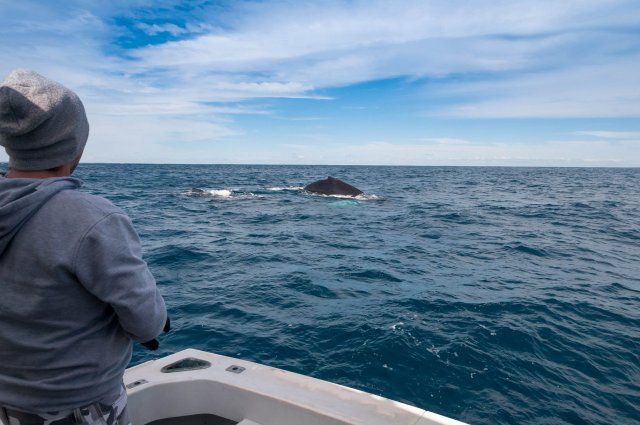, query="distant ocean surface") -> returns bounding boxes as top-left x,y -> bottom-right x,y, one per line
76,164 -> 639,425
